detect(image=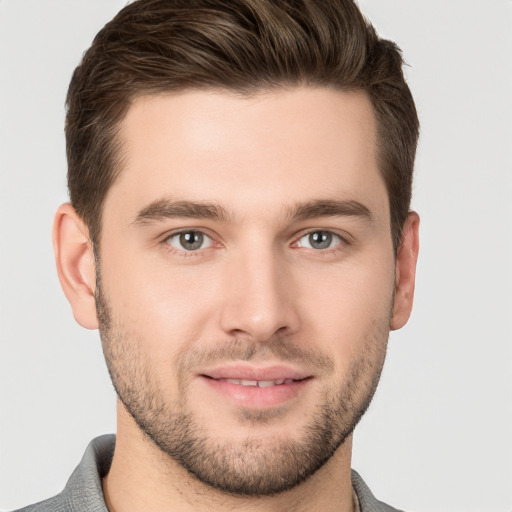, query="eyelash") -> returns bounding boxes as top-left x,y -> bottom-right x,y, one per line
161,228 -> 350,257
292,230 -> 348,254
162,230 -> 218,257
